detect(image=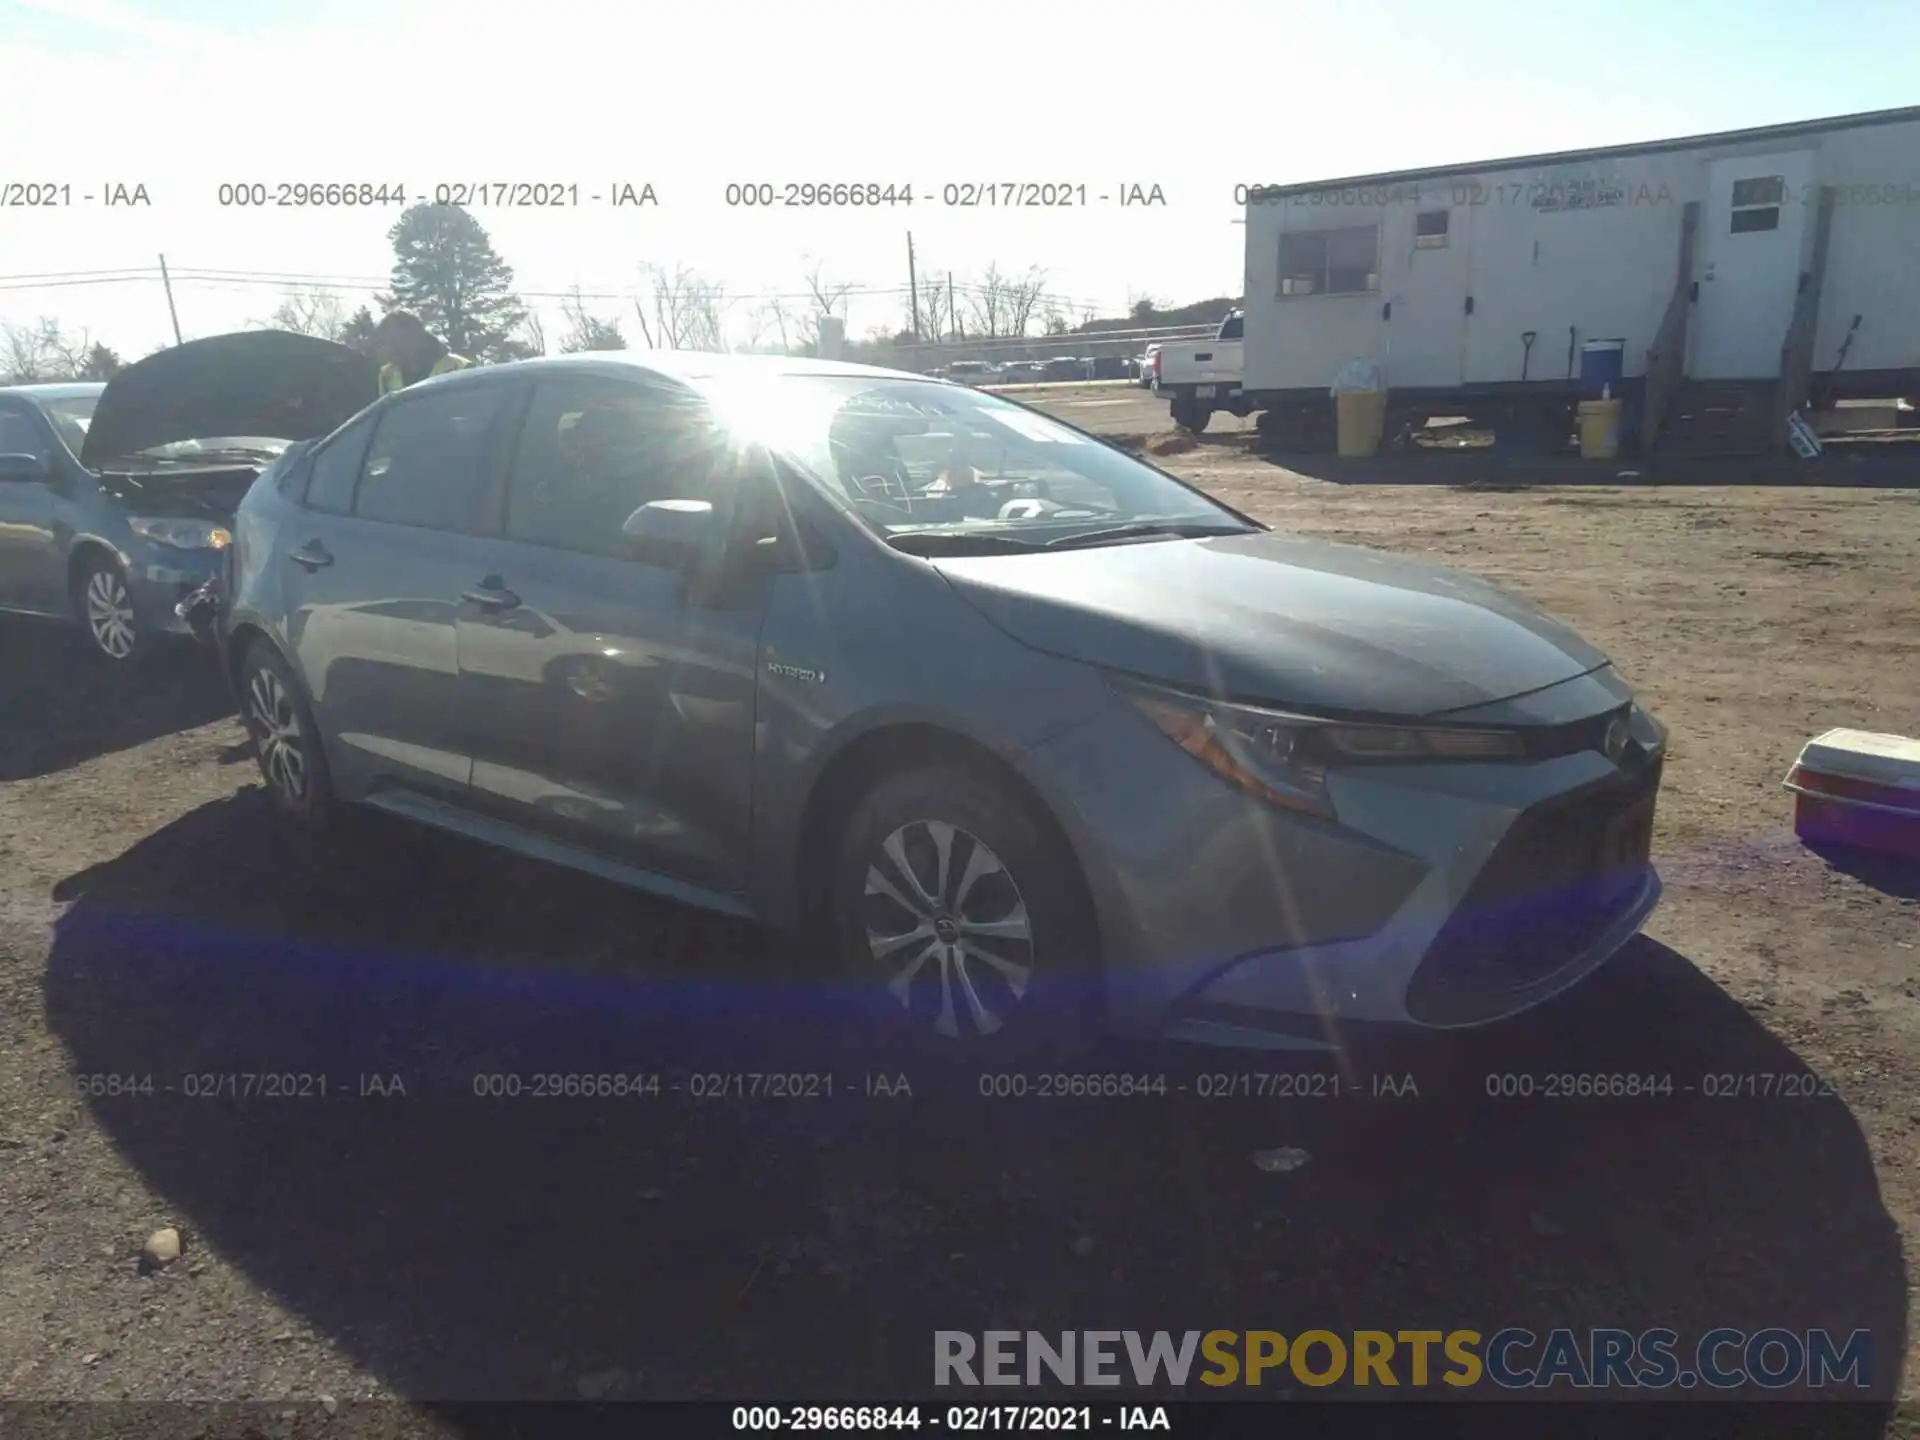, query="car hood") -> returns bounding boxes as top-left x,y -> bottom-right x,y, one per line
932,530 -> 1611,717
80,331 -> 379,470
